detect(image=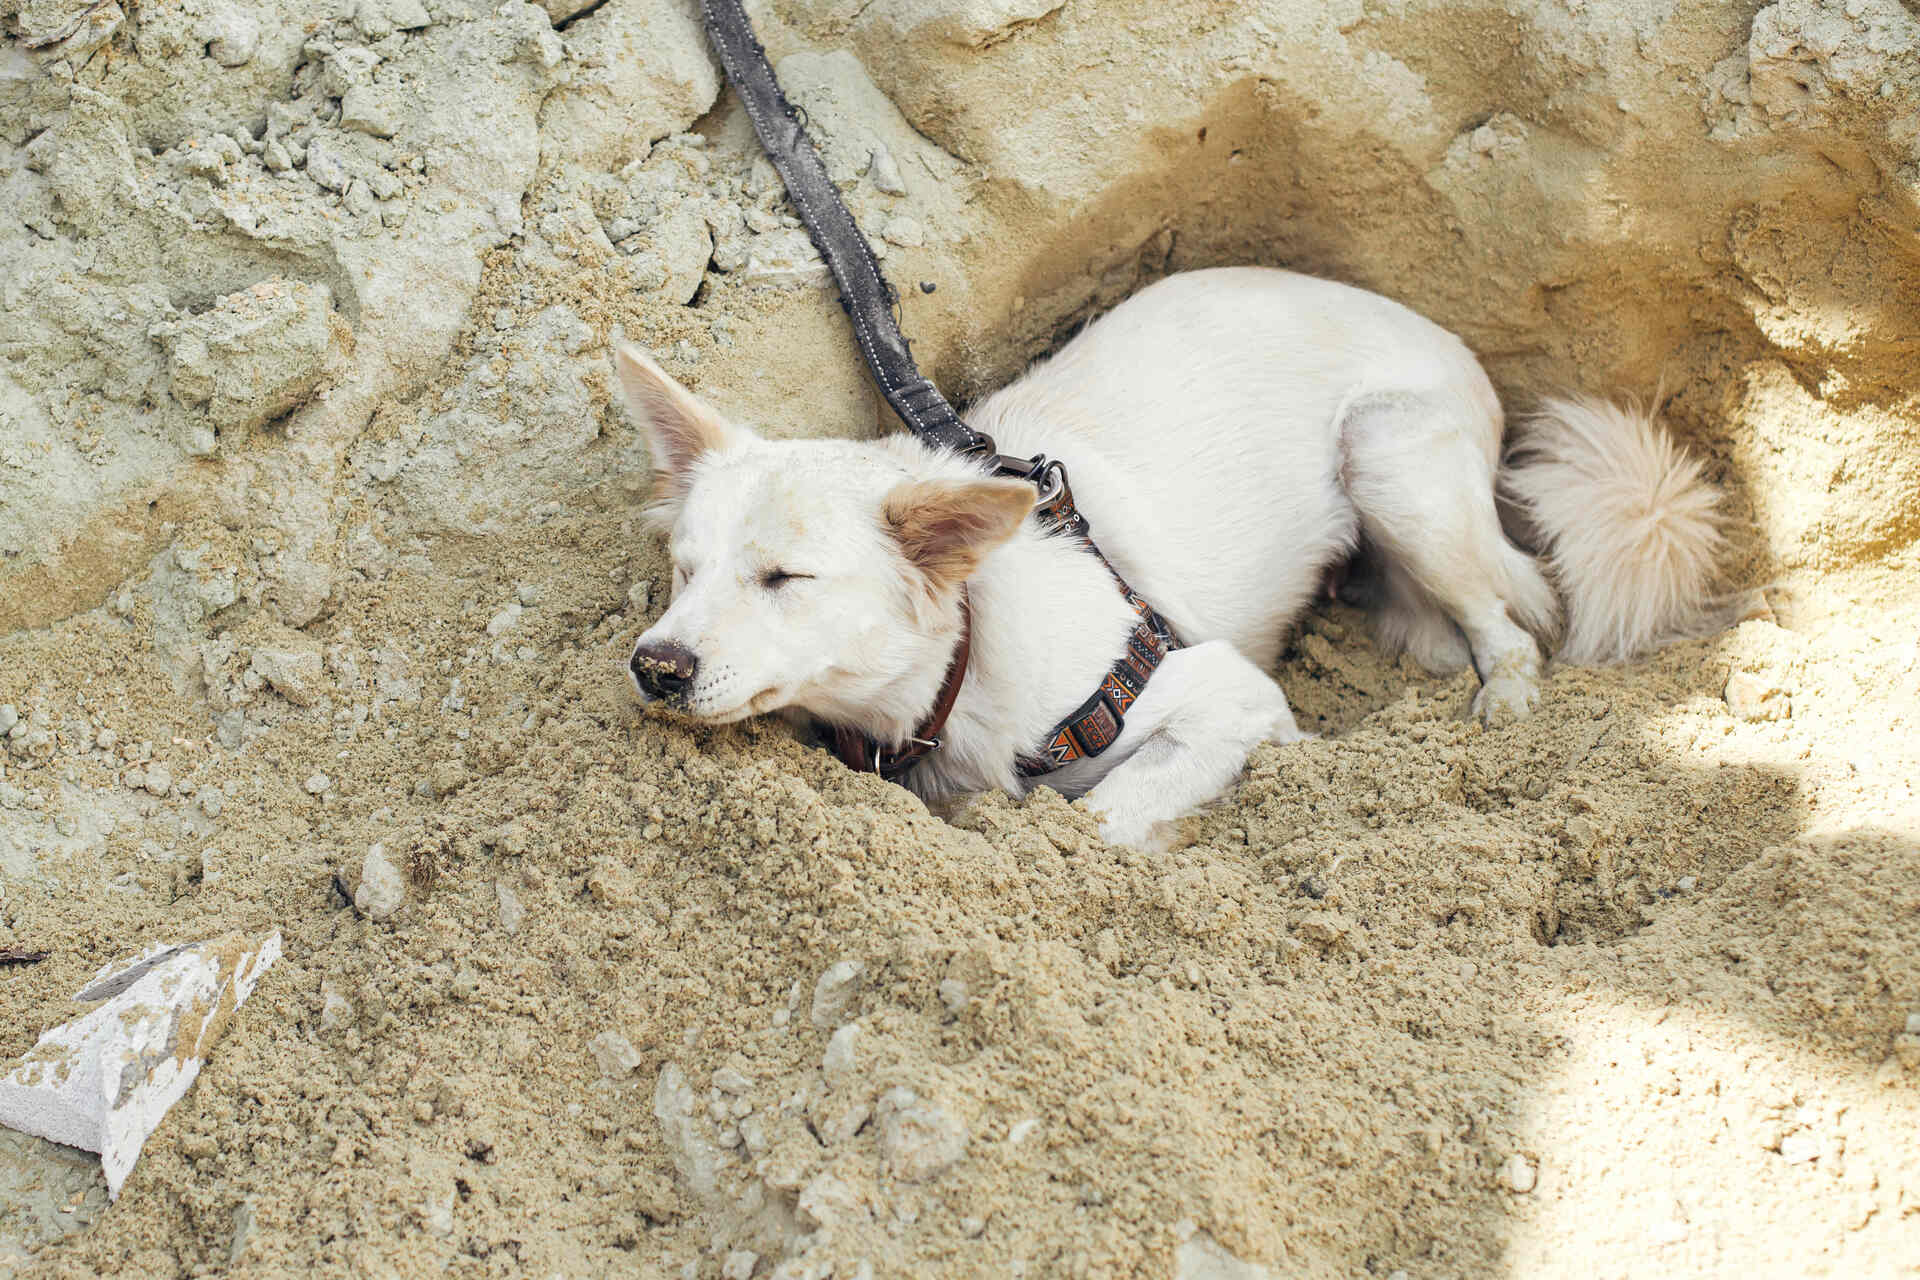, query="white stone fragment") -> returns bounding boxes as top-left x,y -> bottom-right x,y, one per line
1174,1227 -> 1285,1280
0,932 -> 281,1198
653,1063 -> 723,1196
1503,1153 -> 1538,1193
486,603 -> 522,636
354,843 -> 406,921
1724,670 -> 1790,721
875,1086 -> 968,1182
868,143 -> 907,194
495,880 -> 525,934
822,1024 -> 859,1087
810,960 -> 864,1028
589,1031 -> 642,1078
